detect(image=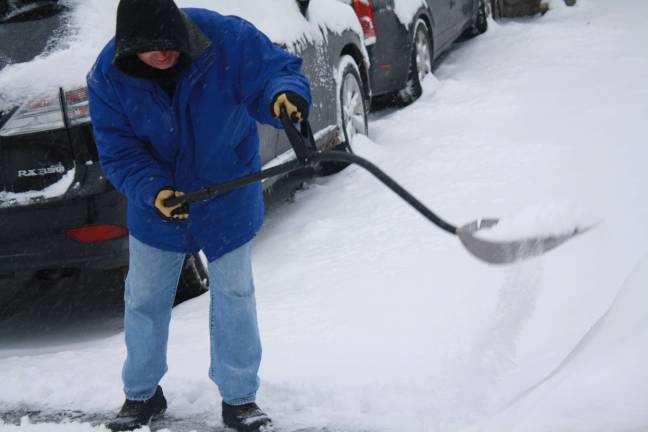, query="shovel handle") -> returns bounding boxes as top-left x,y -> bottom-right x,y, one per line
162,157 -> 304,208
278,106 -> 316,163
